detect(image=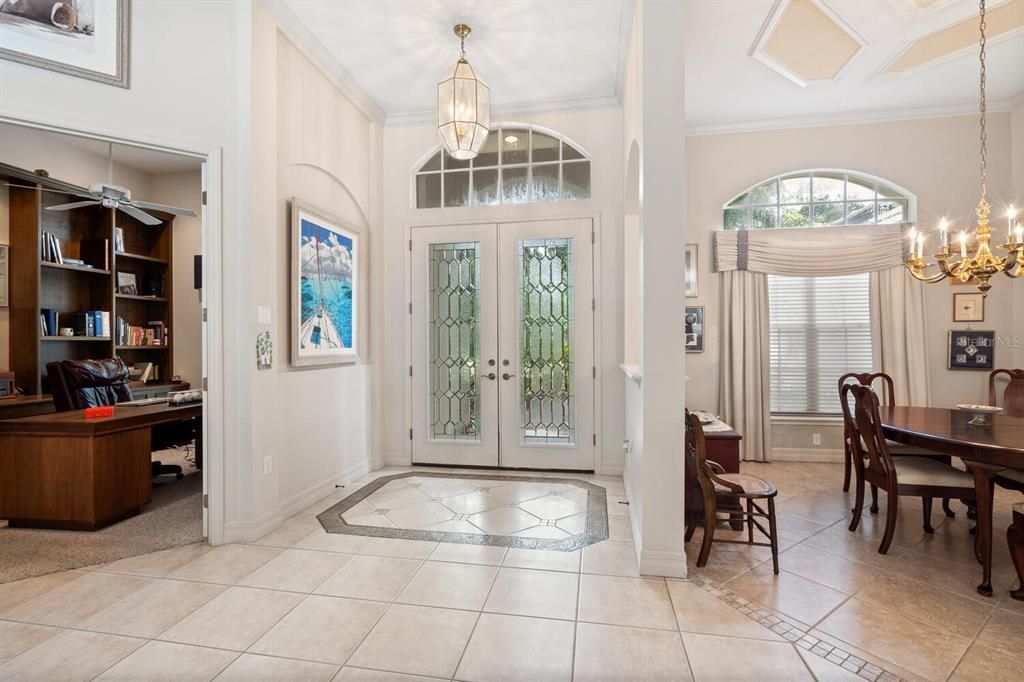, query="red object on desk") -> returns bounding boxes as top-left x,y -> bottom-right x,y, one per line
84,406 -> 114,418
